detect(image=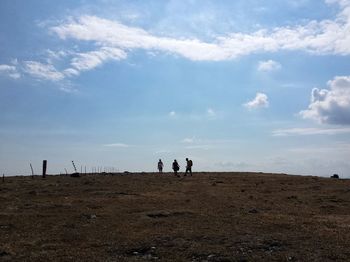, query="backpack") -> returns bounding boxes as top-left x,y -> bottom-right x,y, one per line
189,160 -> 193,167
